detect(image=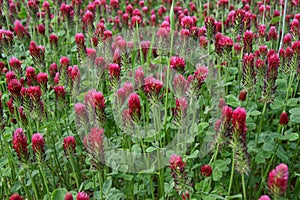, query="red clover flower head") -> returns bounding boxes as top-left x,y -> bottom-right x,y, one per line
64,192 -> 73,200
9,194 -> 23,200
32,133 -> 45,155
12,128 -> 29,161
201,164 -> 212,176
128,93 -> 141,120
63,136 -> 76,154
268,163 -> 289,196
76,191 -> 90,200
279,111 -> 289,125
